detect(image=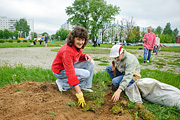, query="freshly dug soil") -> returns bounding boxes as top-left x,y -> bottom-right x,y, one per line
0,81 -> 153,120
